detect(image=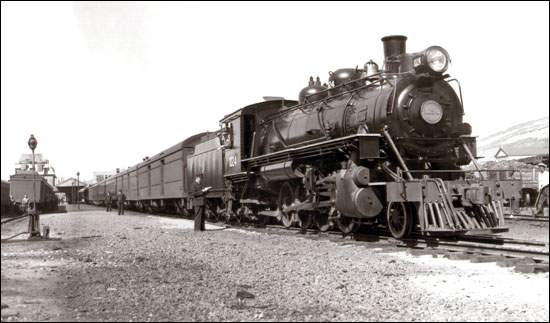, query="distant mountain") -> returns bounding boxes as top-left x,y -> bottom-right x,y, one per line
477,116 -> 549,159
